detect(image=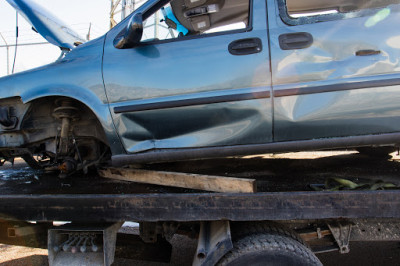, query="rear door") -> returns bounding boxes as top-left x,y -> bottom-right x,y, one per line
103,0 -> 272,153
268,0 -> 400,142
